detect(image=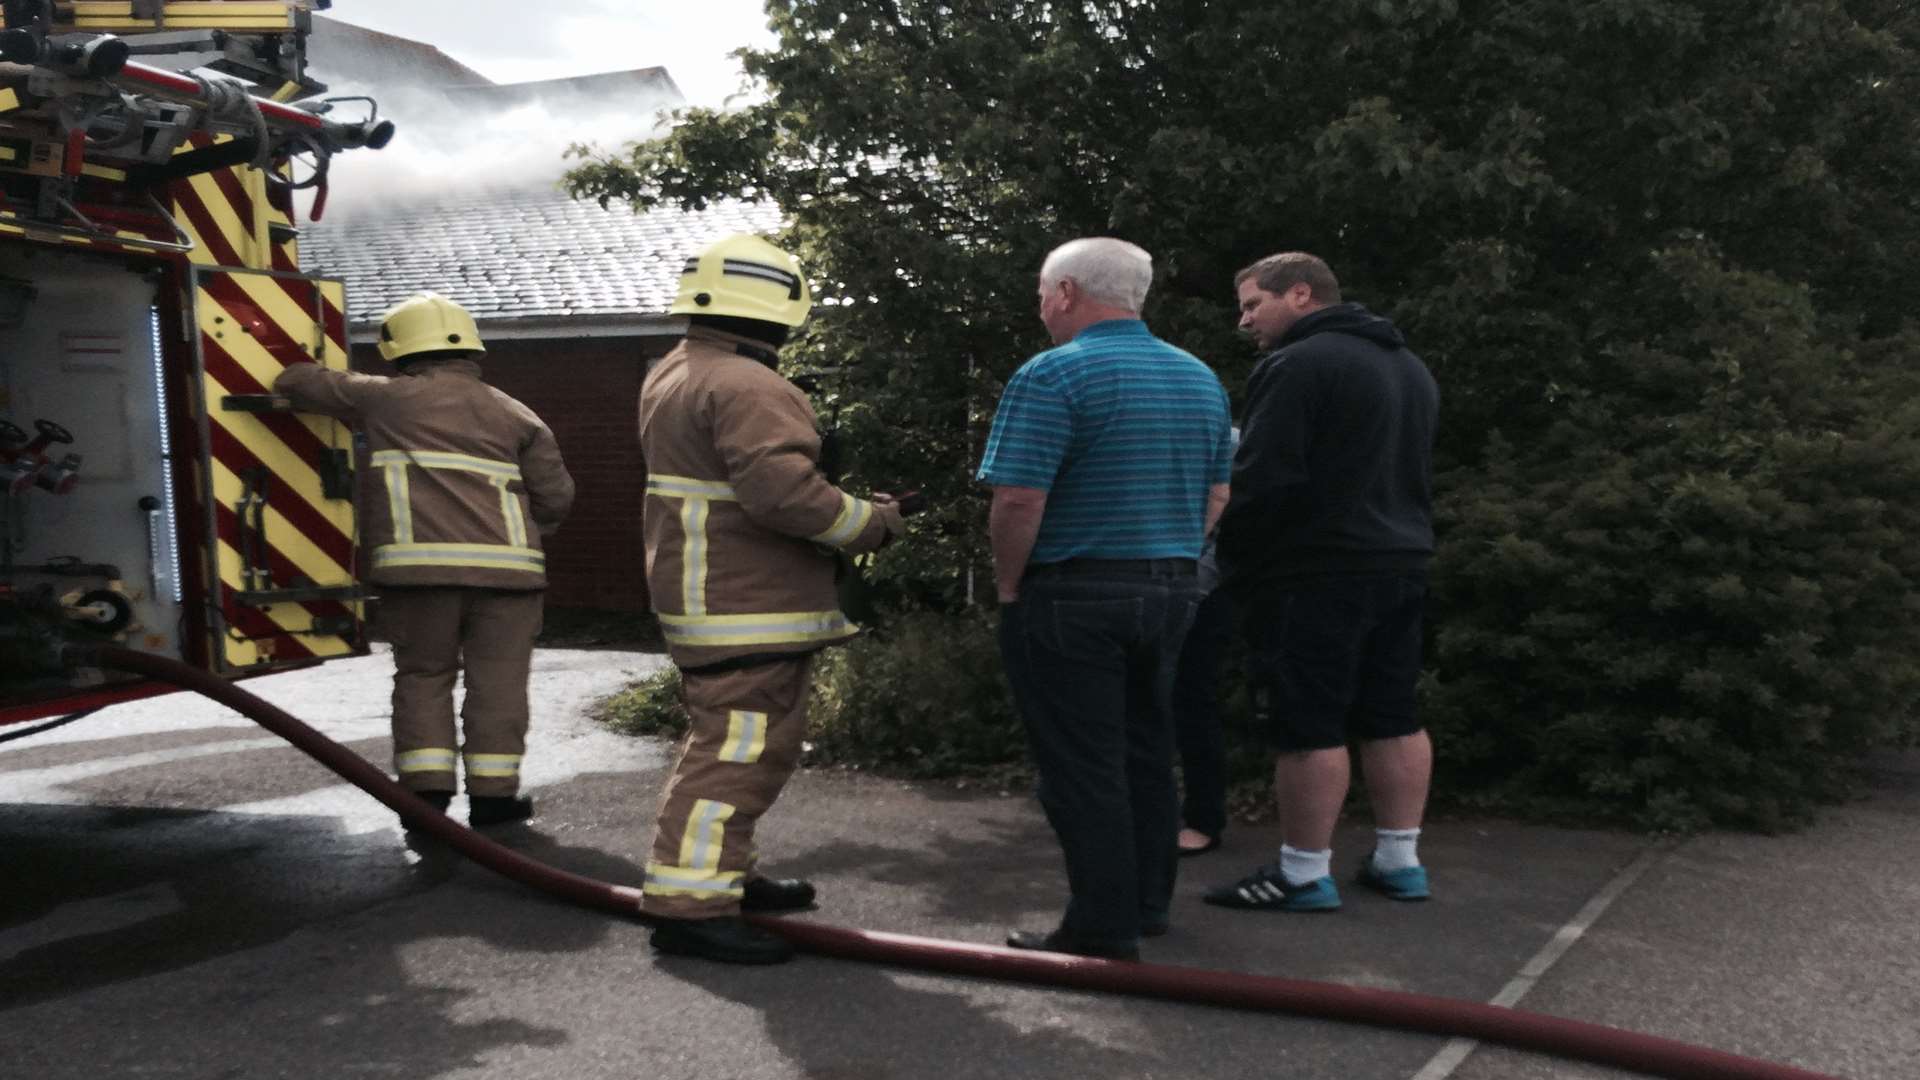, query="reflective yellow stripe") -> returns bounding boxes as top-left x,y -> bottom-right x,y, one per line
375,450 -> 527,552
679,496 -> 709,616
641,862 -> 745,899
371,449 -> 521,480
718,710 -> 768,764
384,464 -> 412,544
0,89 -> 19,114
810,493 -> 873,549
657,610 -> 855,647
647,474 -> 737,500
677,798 -> 734,872
372,543 -> 545,571
464,752 -> 522,779
493,477 -> 527,548
395,748 -> 457,773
